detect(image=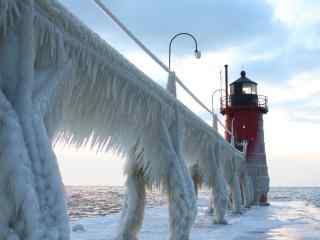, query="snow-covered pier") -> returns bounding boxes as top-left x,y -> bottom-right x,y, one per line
71,193 -> 320,240
0,1 -> 259,239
